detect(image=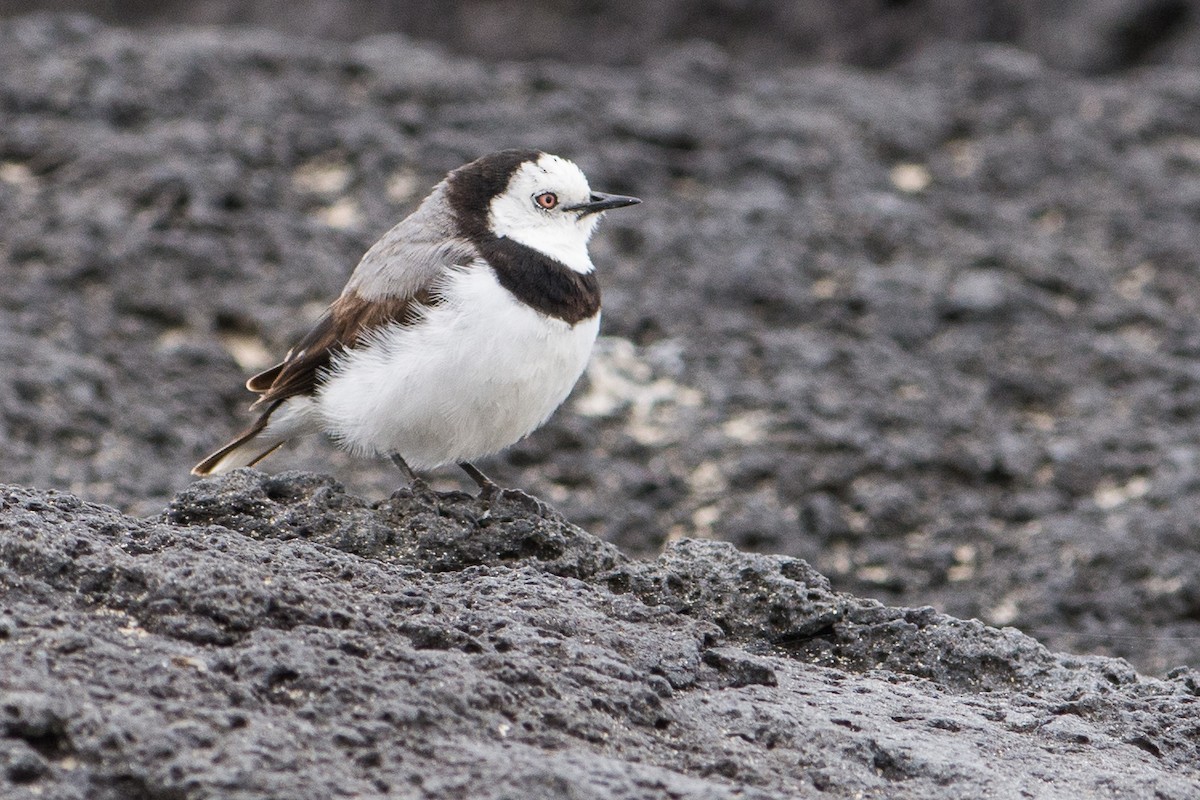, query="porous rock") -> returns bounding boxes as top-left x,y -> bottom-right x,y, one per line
4,14 -> 1200,675
3,10 -> 1200,795
3,477 -> 1199,798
